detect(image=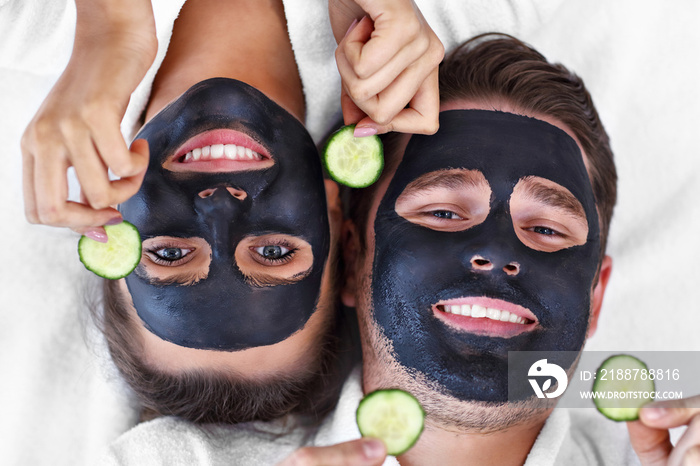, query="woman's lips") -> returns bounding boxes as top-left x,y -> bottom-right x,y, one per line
432,296 -> 538,338
164,128 -> 274,172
